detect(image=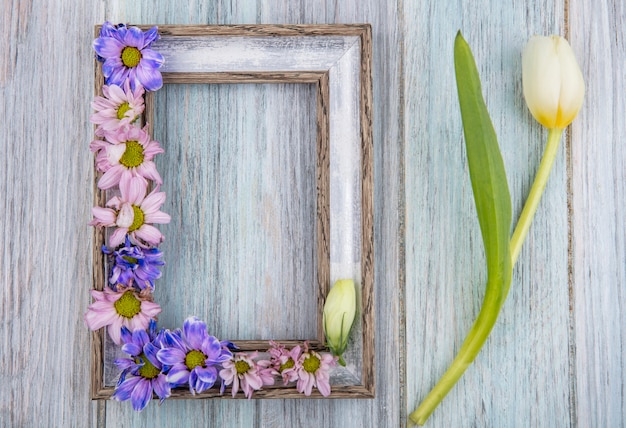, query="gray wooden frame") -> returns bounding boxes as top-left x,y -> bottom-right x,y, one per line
91,24 -> 373,399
